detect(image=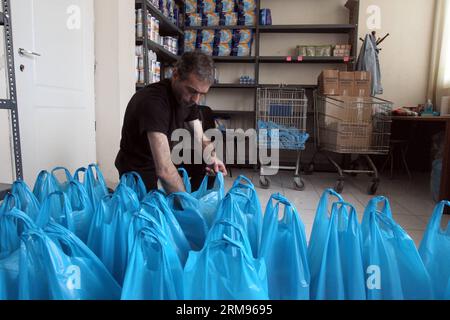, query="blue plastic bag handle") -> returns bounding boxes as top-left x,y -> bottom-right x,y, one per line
51,167 -> 73,182
74,167 -> 87,183
208,219 -> 253,255
87,163 -> 107,184
36,191 -> 75,230
268,193 -> 292,207
331,201 -> 359,224
367,196 -> 393,219
197,172 -> 224,194
68,180 -> 89,206
1,207 -> 39,232
232,175 -> 254,189
114,183 -> 140,212
317,188 -> 344,219
1,193 -> 19,211
428,200 -> 450,233
177,168 -> 192,193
